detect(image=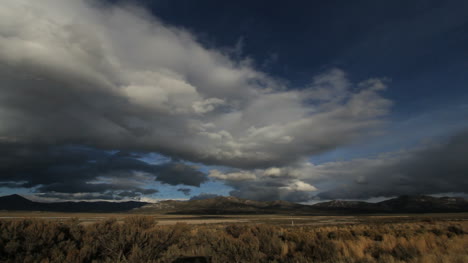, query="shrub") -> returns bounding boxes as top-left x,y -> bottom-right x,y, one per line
447,225 -> 464,235
0,217 -> 467,262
